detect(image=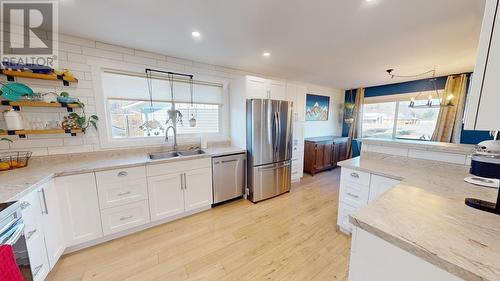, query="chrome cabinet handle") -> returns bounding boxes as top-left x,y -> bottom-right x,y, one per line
180,174 -> 184,190
117,171 -> 128,177
33,264 -> 43,276
350,172 -> 359,178
347,192 -> 359,199
38,189 -> 48,215
117,191 -> 131,196
120,215 -> 134,221
26,229 -> 37,240
183,173 -> 187,190
221,159 -> 237,163
20,201 -> 30,210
